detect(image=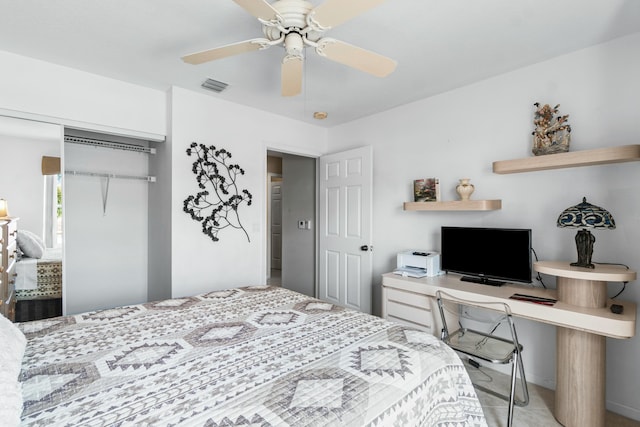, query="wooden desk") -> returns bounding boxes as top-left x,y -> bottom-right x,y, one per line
382,264 -> 636,427
534,261 -> 636,427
